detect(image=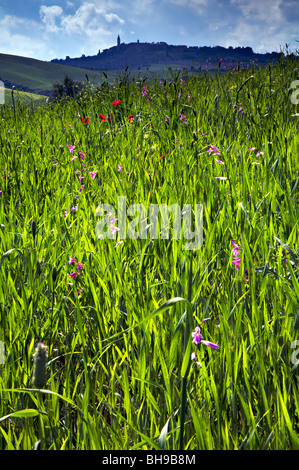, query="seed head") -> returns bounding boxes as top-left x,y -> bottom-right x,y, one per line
32,342 -> 48,389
